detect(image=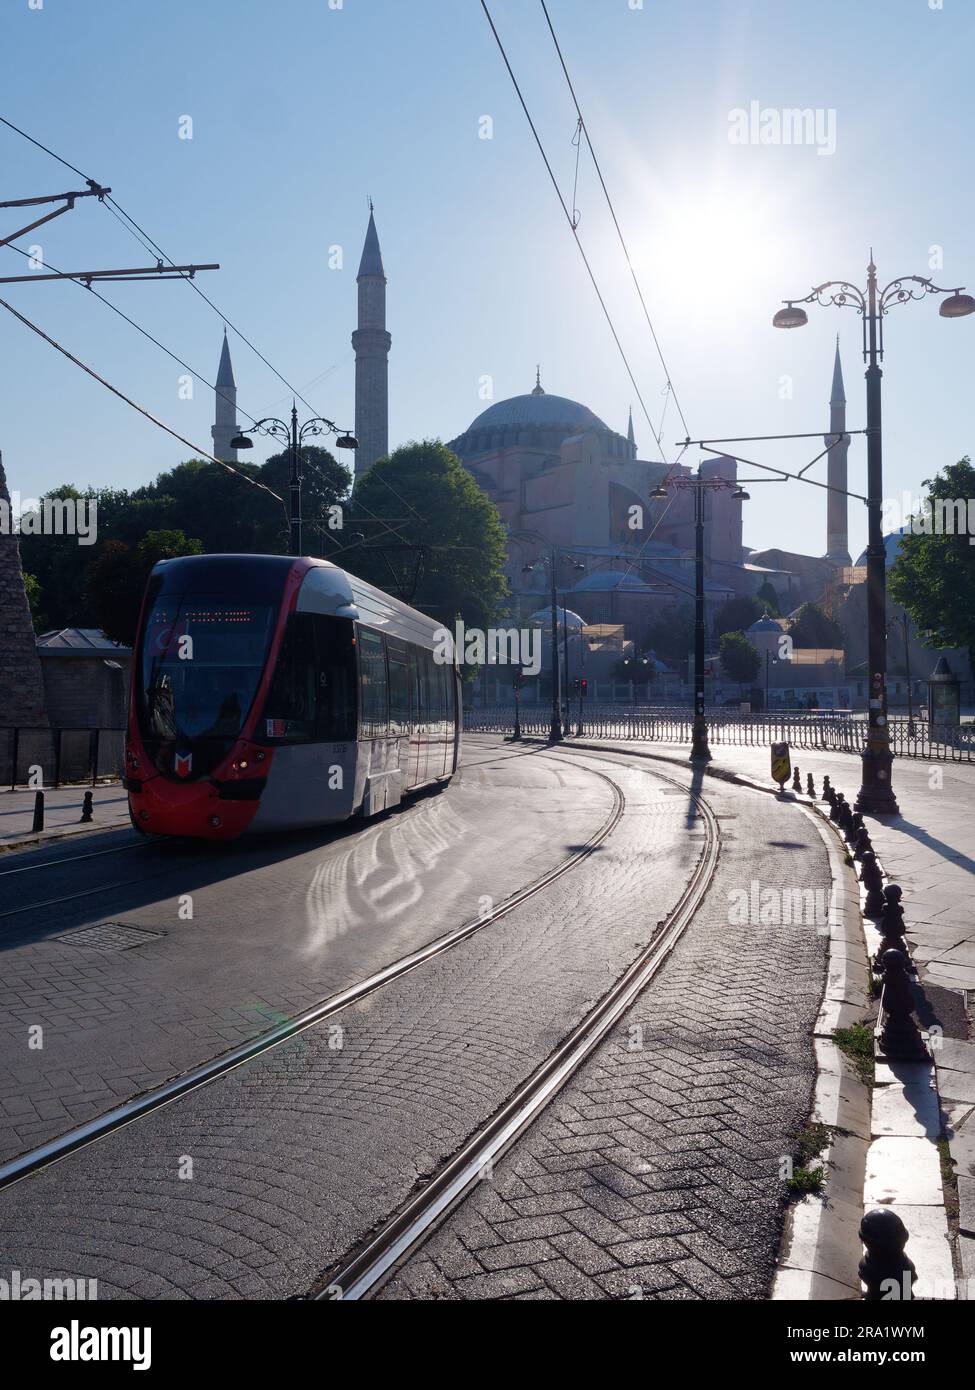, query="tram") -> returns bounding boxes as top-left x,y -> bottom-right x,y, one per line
124,554 -> 461,840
